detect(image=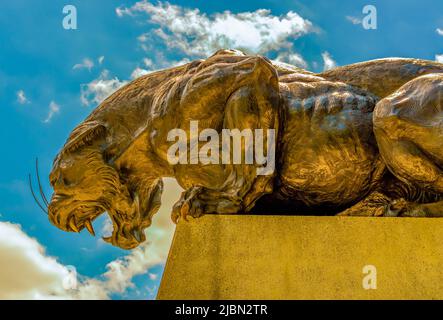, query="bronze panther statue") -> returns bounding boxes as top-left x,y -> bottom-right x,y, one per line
46,49 -> 443,249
